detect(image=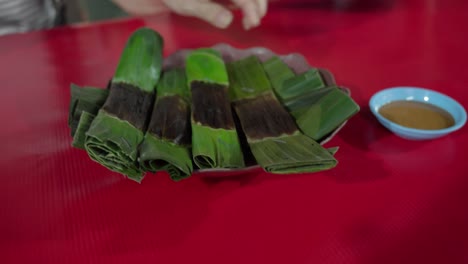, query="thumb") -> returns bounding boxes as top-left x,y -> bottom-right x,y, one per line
169,1 -> 234,29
